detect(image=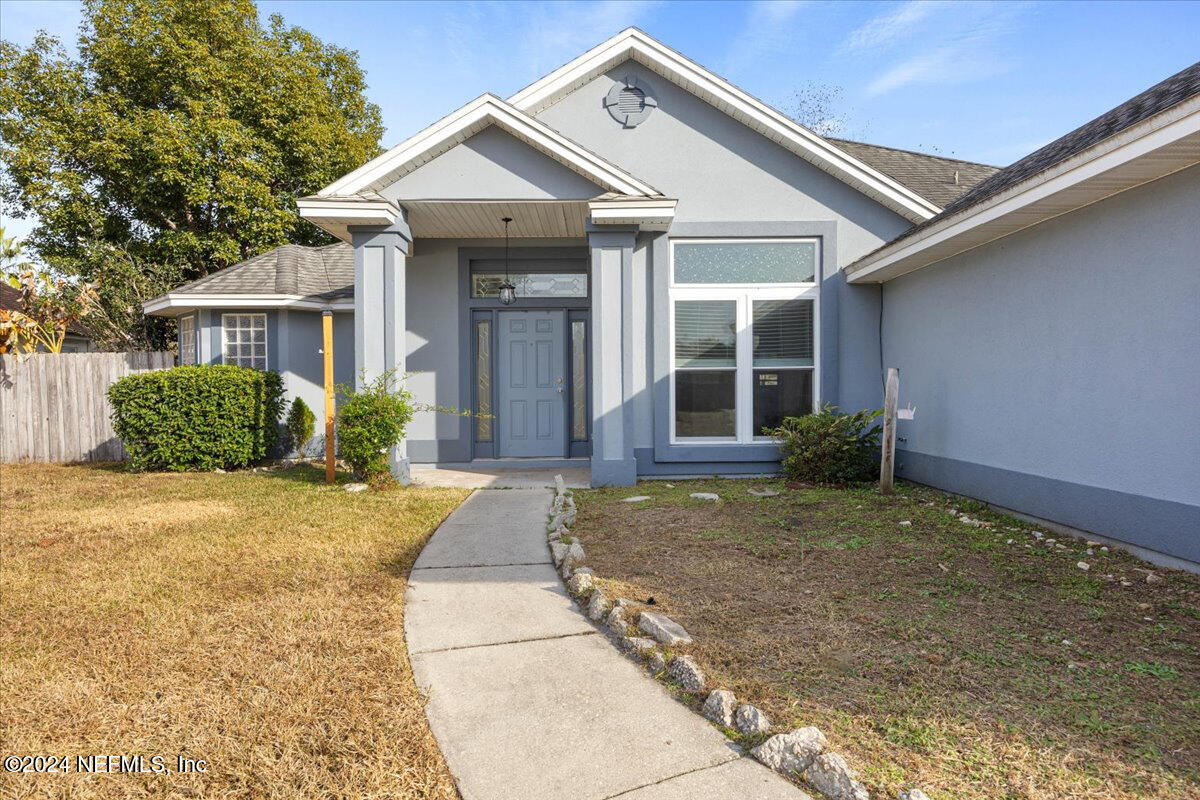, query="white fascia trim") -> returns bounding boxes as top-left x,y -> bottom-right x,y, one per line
508,28 -> 941,222
296,197 -> 399,224
318,94 -> 658,198
846,99 -> 1200,283
589,198 -> 676,227
143,294 -> 354,315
